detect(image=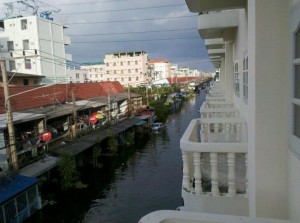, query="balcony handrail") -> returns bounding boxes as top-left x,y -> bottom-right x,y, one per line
180,119 -> 247,153
199,107 -> 238,113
